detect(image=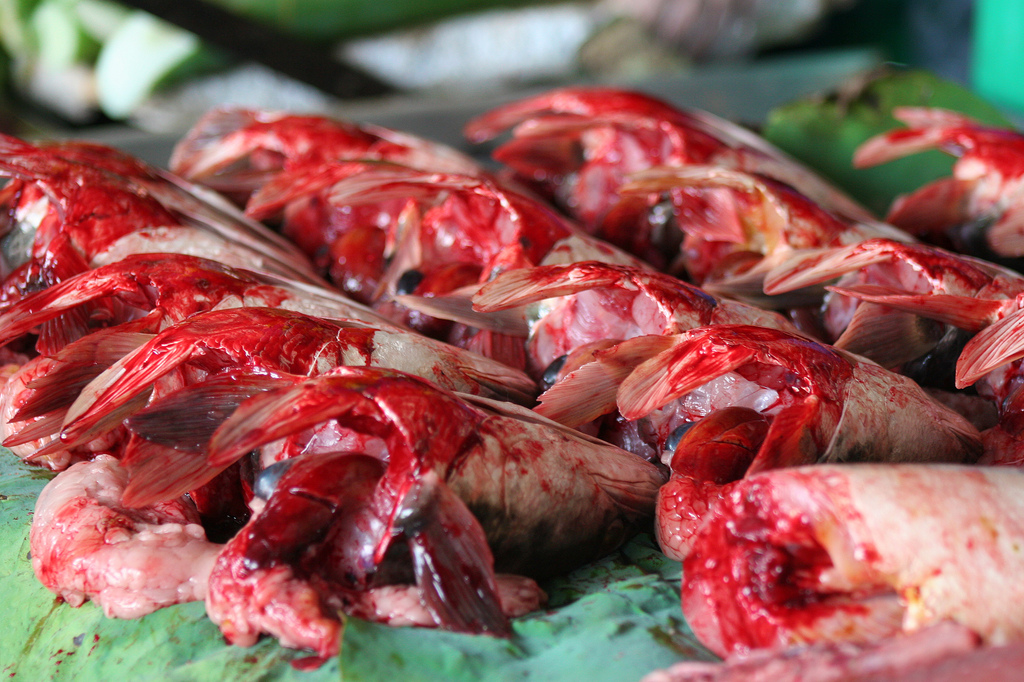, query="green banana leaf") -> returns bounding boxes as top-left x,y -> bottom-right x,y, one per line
207,0 -> 549,42
762,68 -> 1014,216
0,451 -> 714,680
